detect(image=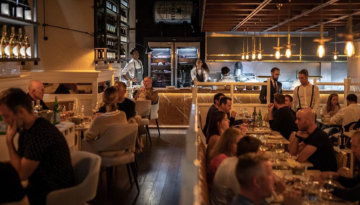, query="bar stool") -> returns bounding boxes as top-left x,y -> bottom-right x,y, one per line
150,102 -> 160,137
135,100 -> 152,146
